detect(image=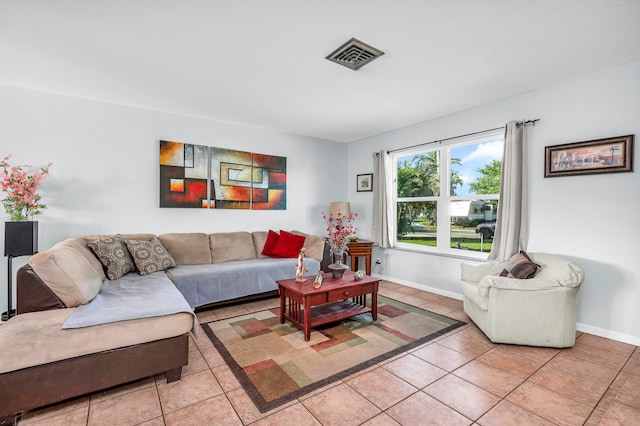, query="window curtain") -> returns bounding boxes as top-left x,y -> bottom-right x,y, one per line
488,121 -> 529,261
371,150 -> 394,248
